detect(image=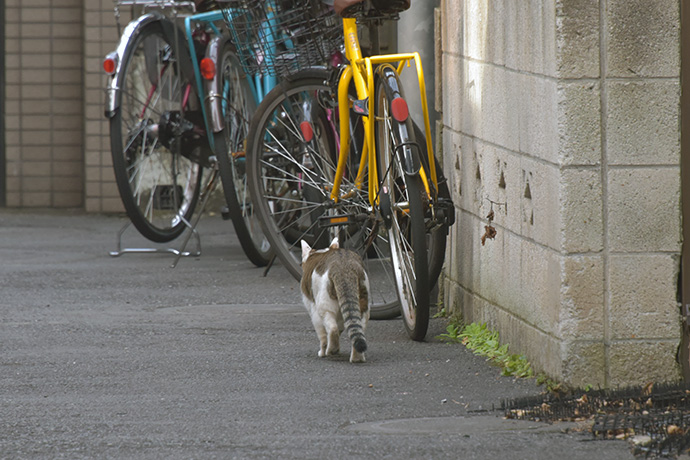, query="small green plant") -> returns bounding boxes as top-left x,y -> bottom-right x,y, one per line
438,321 -> 534,379
502,353 -> 533,379
536,373 -> 562,393
433,304 -> 448,318
437,322 -> 463,343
